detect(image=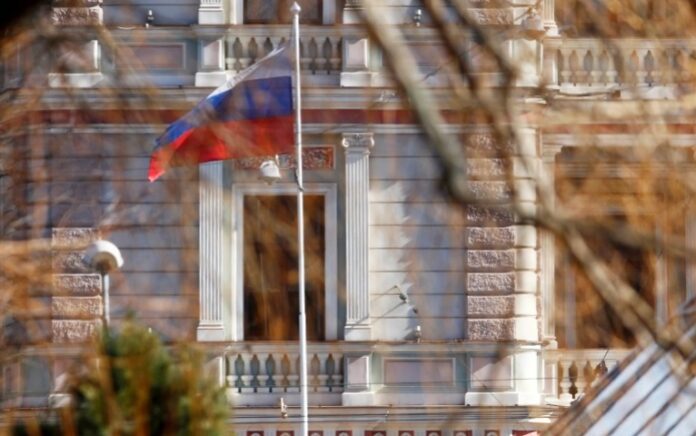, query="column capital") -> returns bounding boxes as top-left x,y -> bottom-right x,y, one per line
342,132 -> 375,150
542,143 -> 564,163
